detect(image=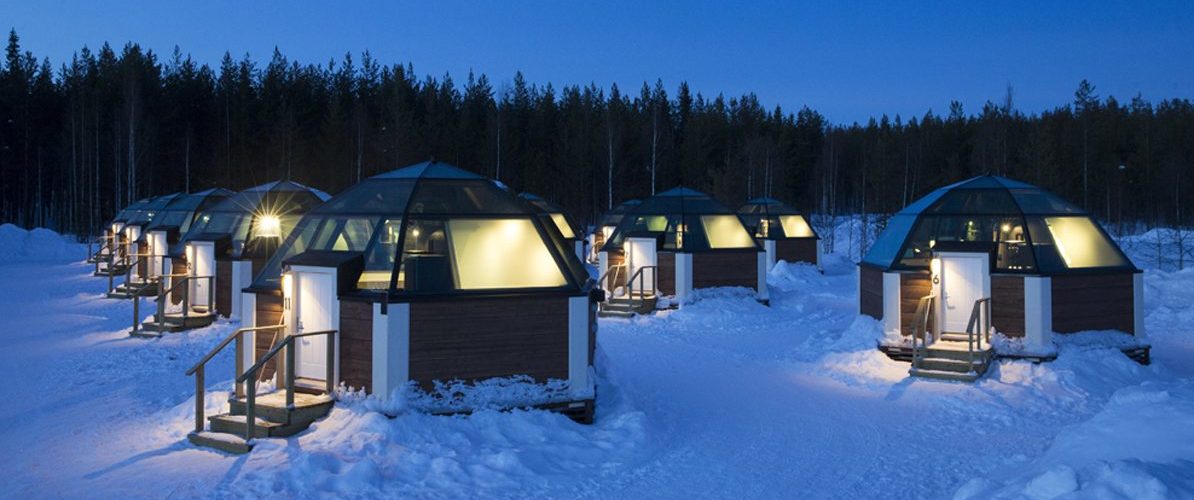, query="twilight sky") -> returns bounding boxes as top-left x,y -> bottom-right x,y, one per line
6,0 -> 1193,124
